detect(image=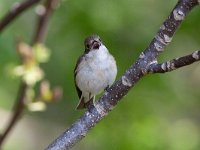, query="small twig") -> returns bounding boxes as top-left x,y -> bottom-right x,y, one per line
0,0 -> 41,33
148,50 -> 200,73
0,0 -> 58,148
46,0 -> 199,149
32,0 -> 59,43
0,82 -> 27,146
